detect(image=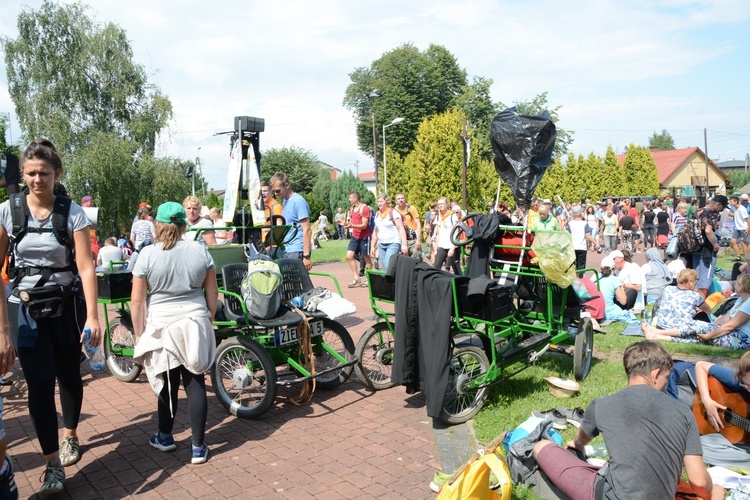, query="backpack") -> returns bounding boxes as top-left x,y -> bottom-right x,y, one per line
366,205 -> 376,234
676,219 -> 704,254
6,193 -> 75,288
240,255 -> 282,319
